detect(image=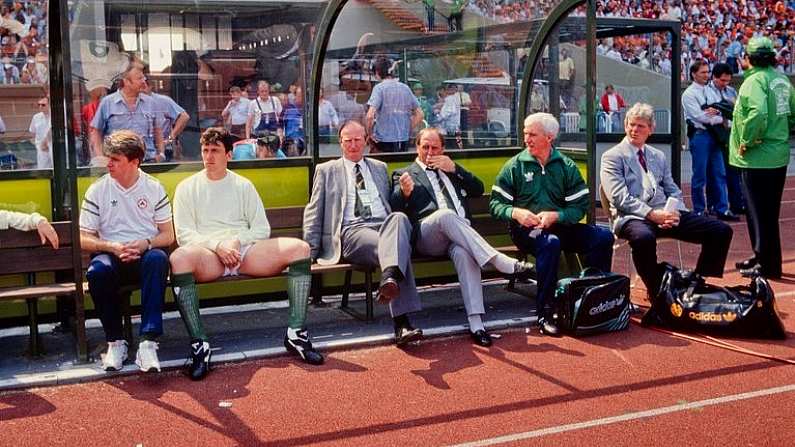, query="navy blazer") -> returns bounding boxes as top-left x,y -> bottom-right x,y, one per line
389,161 -> 484,224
